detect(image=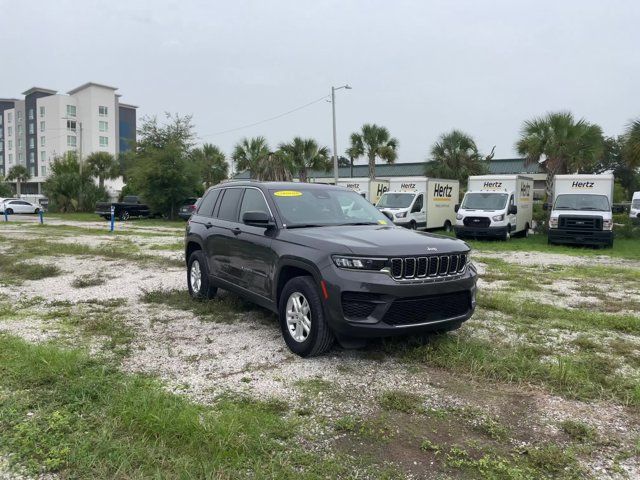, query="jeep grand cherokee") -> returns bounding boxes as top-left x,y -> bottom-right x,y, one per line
185,181 -> 477,357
